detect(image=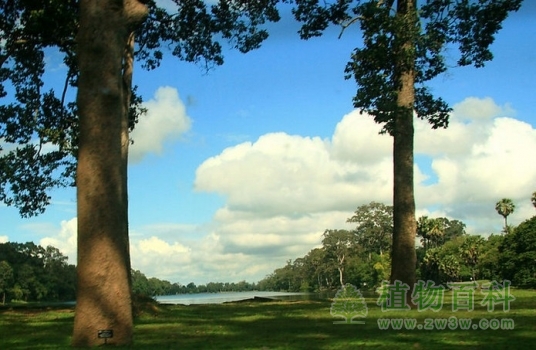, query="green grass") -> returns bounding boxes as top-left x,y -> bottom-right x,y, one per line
1,289 -> 535,349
